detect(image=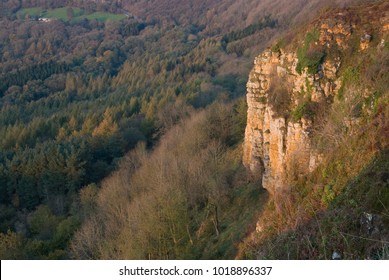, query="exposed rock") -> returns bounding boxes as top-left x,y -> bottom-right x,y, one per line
332,251 -> 342,260
319,18 -> 352,49
381,11 -> 389,32
379,39 -> 386,49
243,47 -> 338,193
243,6 -> 389,196
360,212 -> 384,237
256,222 -> 264,233
322,59 -> 340,80
360,34 -> 372,51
